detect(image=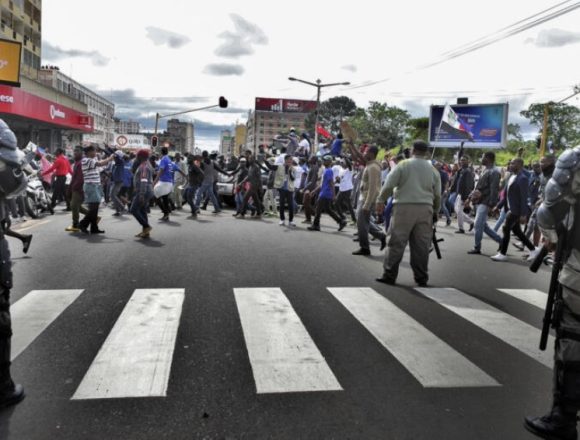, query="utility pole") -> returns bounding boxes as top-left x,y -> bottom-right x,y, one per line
288,77 -> 350,151
539,86 -> 580,156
